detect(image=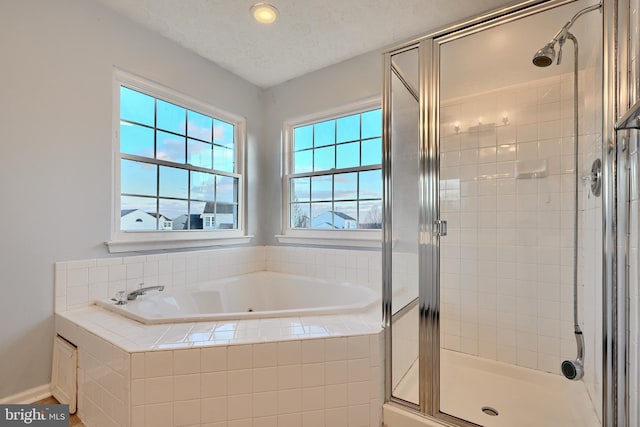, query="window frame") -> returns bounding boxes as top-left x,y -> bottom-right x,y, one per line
107,68 -> 249,253
278,97 -> 382,247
